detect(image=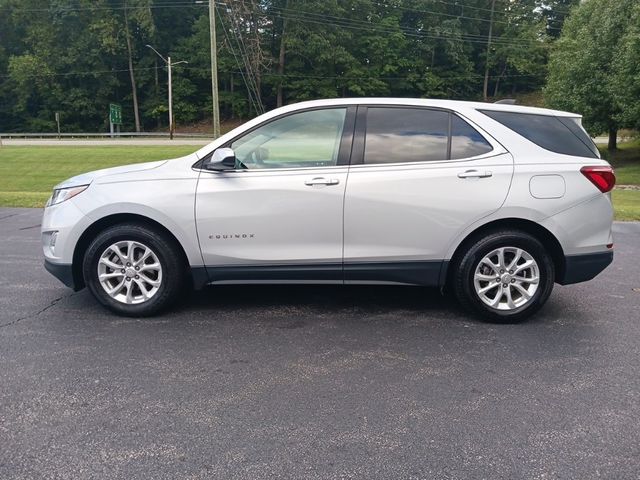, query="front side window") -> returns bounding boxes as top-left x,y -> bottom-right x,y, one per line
231,108 -> 347,169
363,107 -> 493,165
